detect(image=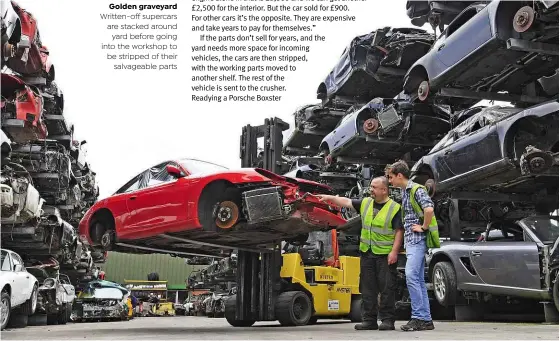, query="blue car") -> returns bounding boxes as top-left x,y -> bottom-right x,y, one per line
403,0 -> 559,109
